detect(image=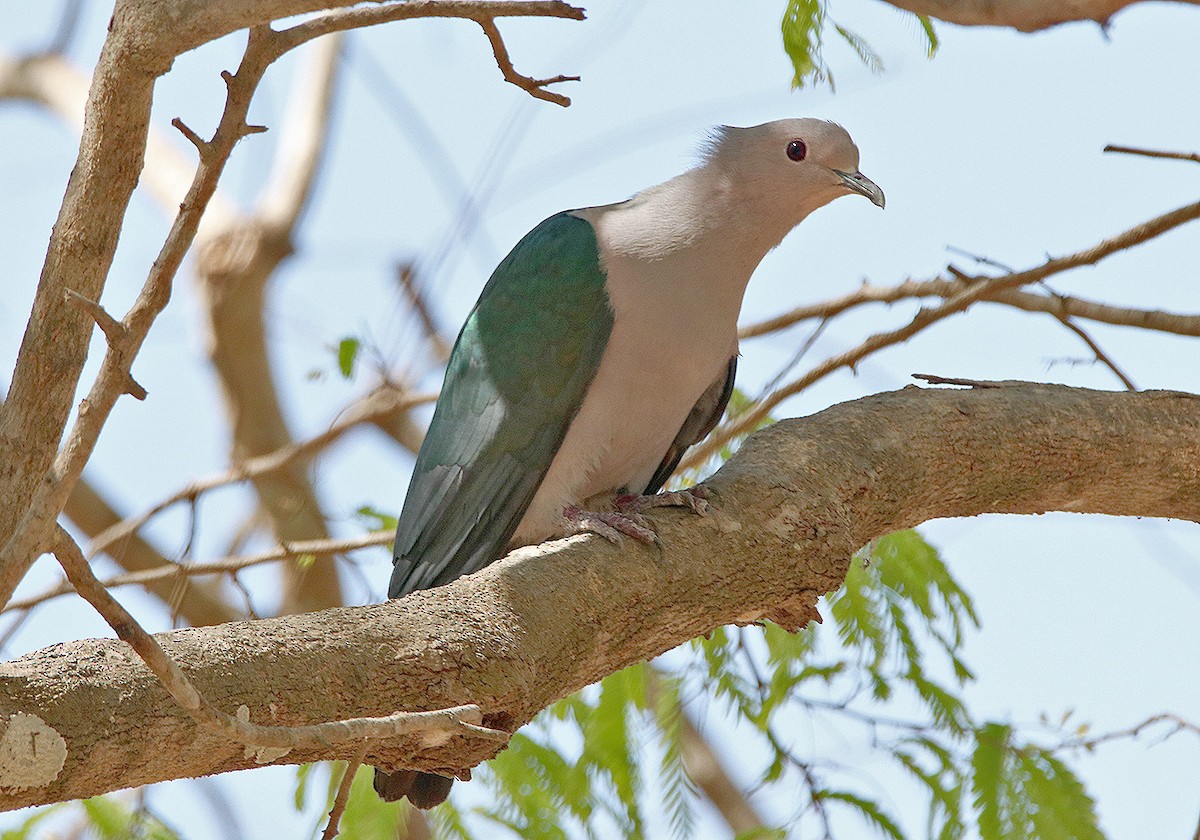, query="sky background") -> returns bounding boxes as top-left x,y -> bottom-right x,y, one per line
1,0 -> 1199,837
